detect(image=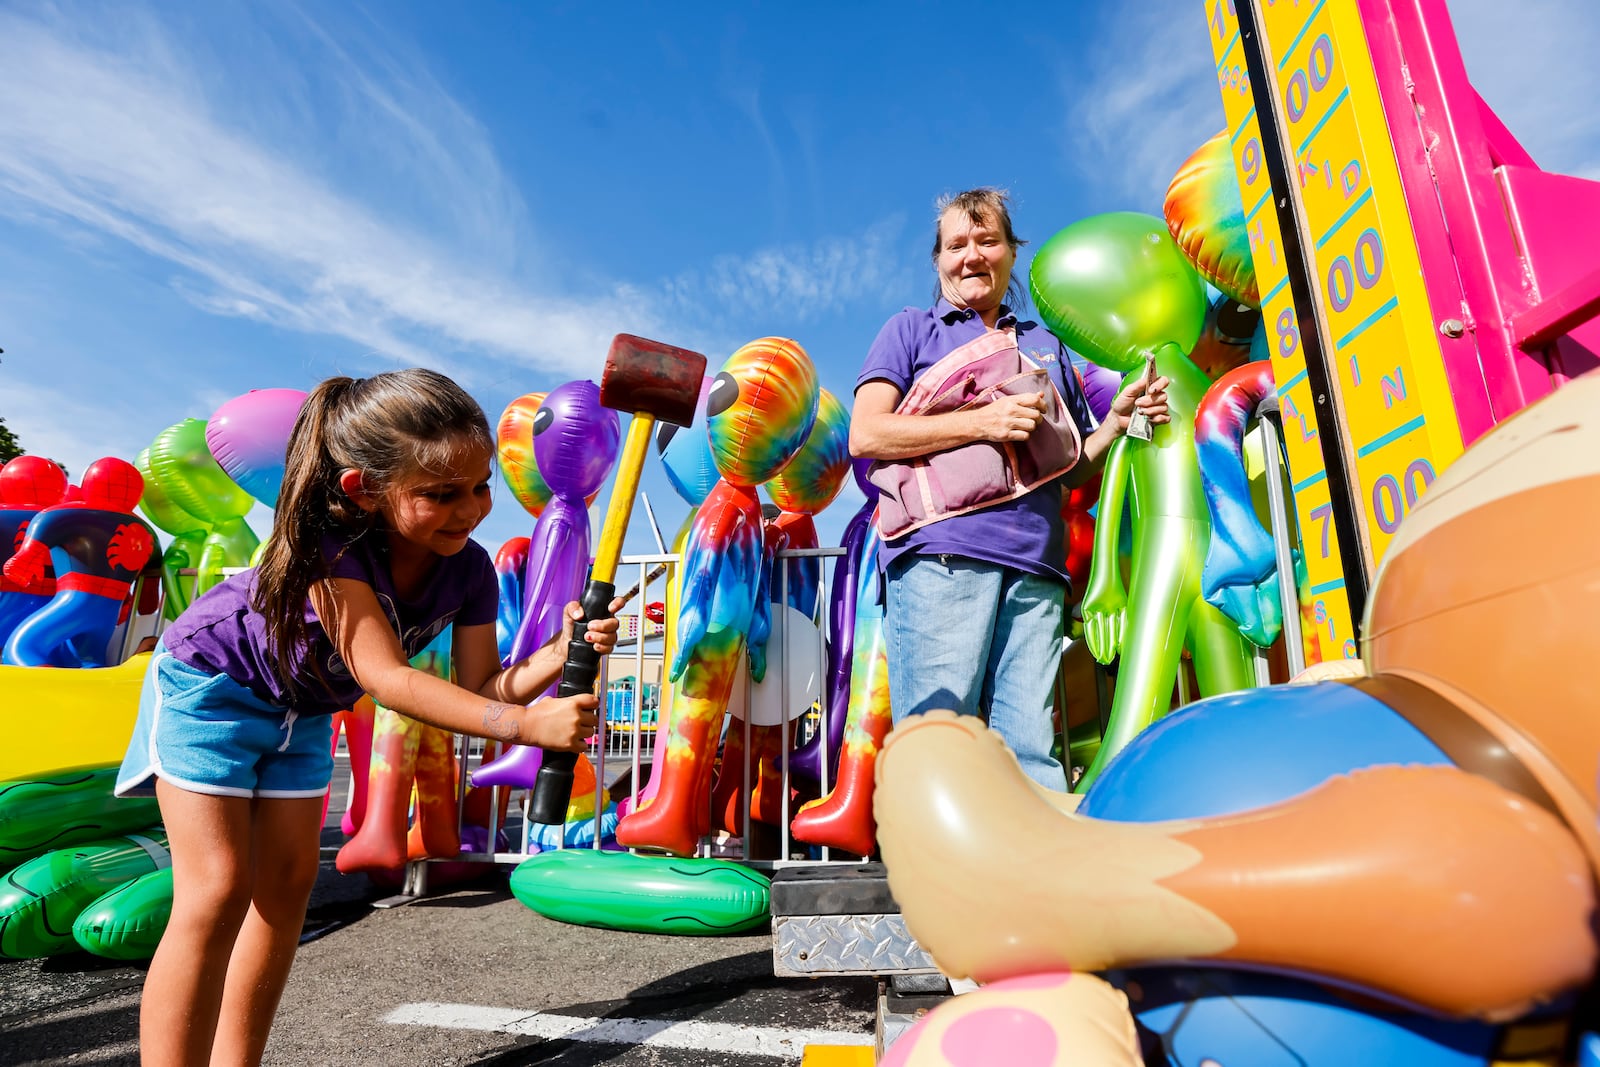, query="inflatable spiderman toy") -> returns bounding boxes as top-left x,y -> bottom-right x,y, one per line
3,457 -> 161,667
